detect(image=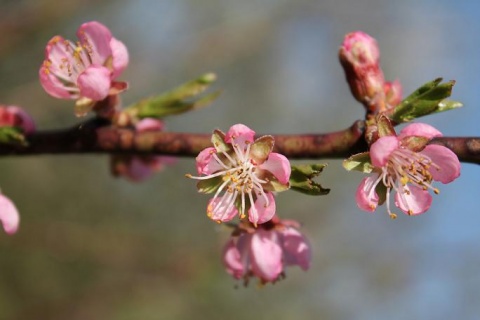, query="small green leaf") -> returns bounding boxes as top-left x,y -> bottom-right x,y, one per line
196,176 -> 223,194
0,127 -> 27,146
125,73 -> 220,119
289,164 -> 330,196
343,152 -> 373,173
391,78 -> 461,123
